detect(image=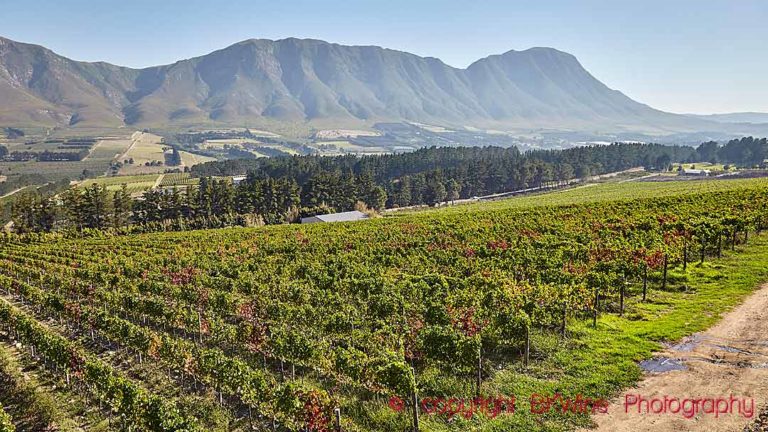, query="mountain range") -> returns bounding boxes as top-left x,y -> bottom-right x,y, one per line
0,35 -> 764,136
